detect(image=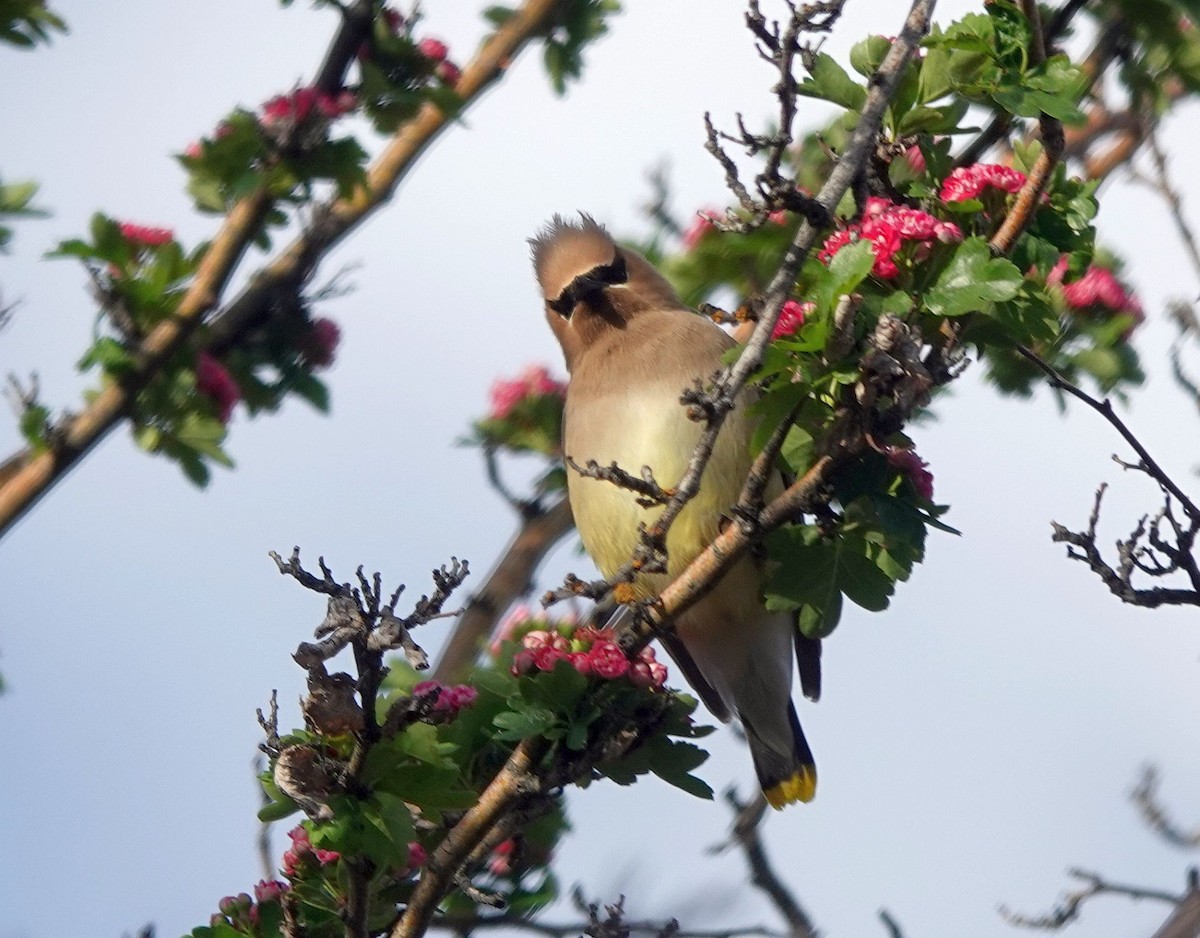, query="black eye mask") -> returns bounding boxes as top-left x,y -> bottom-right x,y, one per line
548,253 -> 629,318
